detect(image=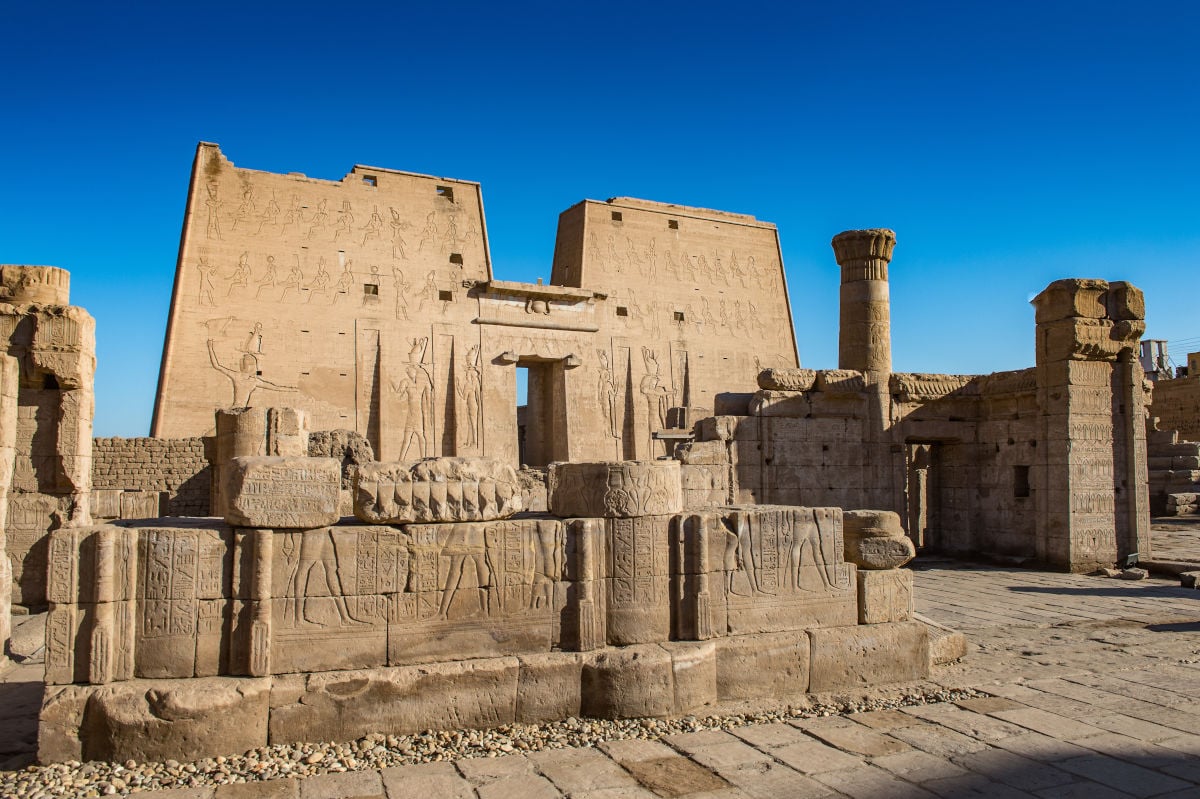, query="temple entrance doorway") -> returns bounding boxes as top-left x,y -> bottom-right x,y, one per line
906,442 -> 942,551
515,359 -> 568,468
